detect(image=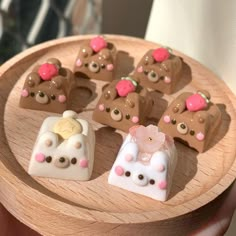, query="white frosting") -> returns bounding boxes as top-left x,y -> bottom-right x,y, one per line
28,111 -> 95,181
108,133 -> 177,201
